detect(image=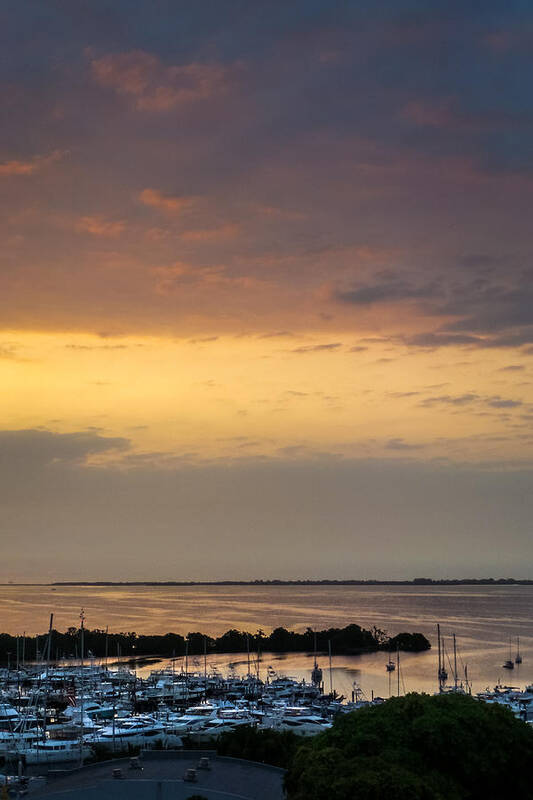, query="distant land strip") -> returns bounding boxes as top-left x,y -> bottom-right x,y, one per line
46,578 -> 533,586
